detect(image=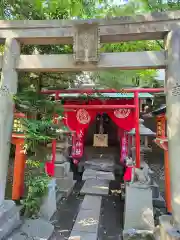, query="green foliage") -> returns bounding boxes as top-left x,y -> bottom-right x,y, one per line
14,88 -> 68,217
89,1 -> 163,89
139,0 -> 180,12
22,173 -> 49,218
96,40 -> 161,89
0,0 -> 166,90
